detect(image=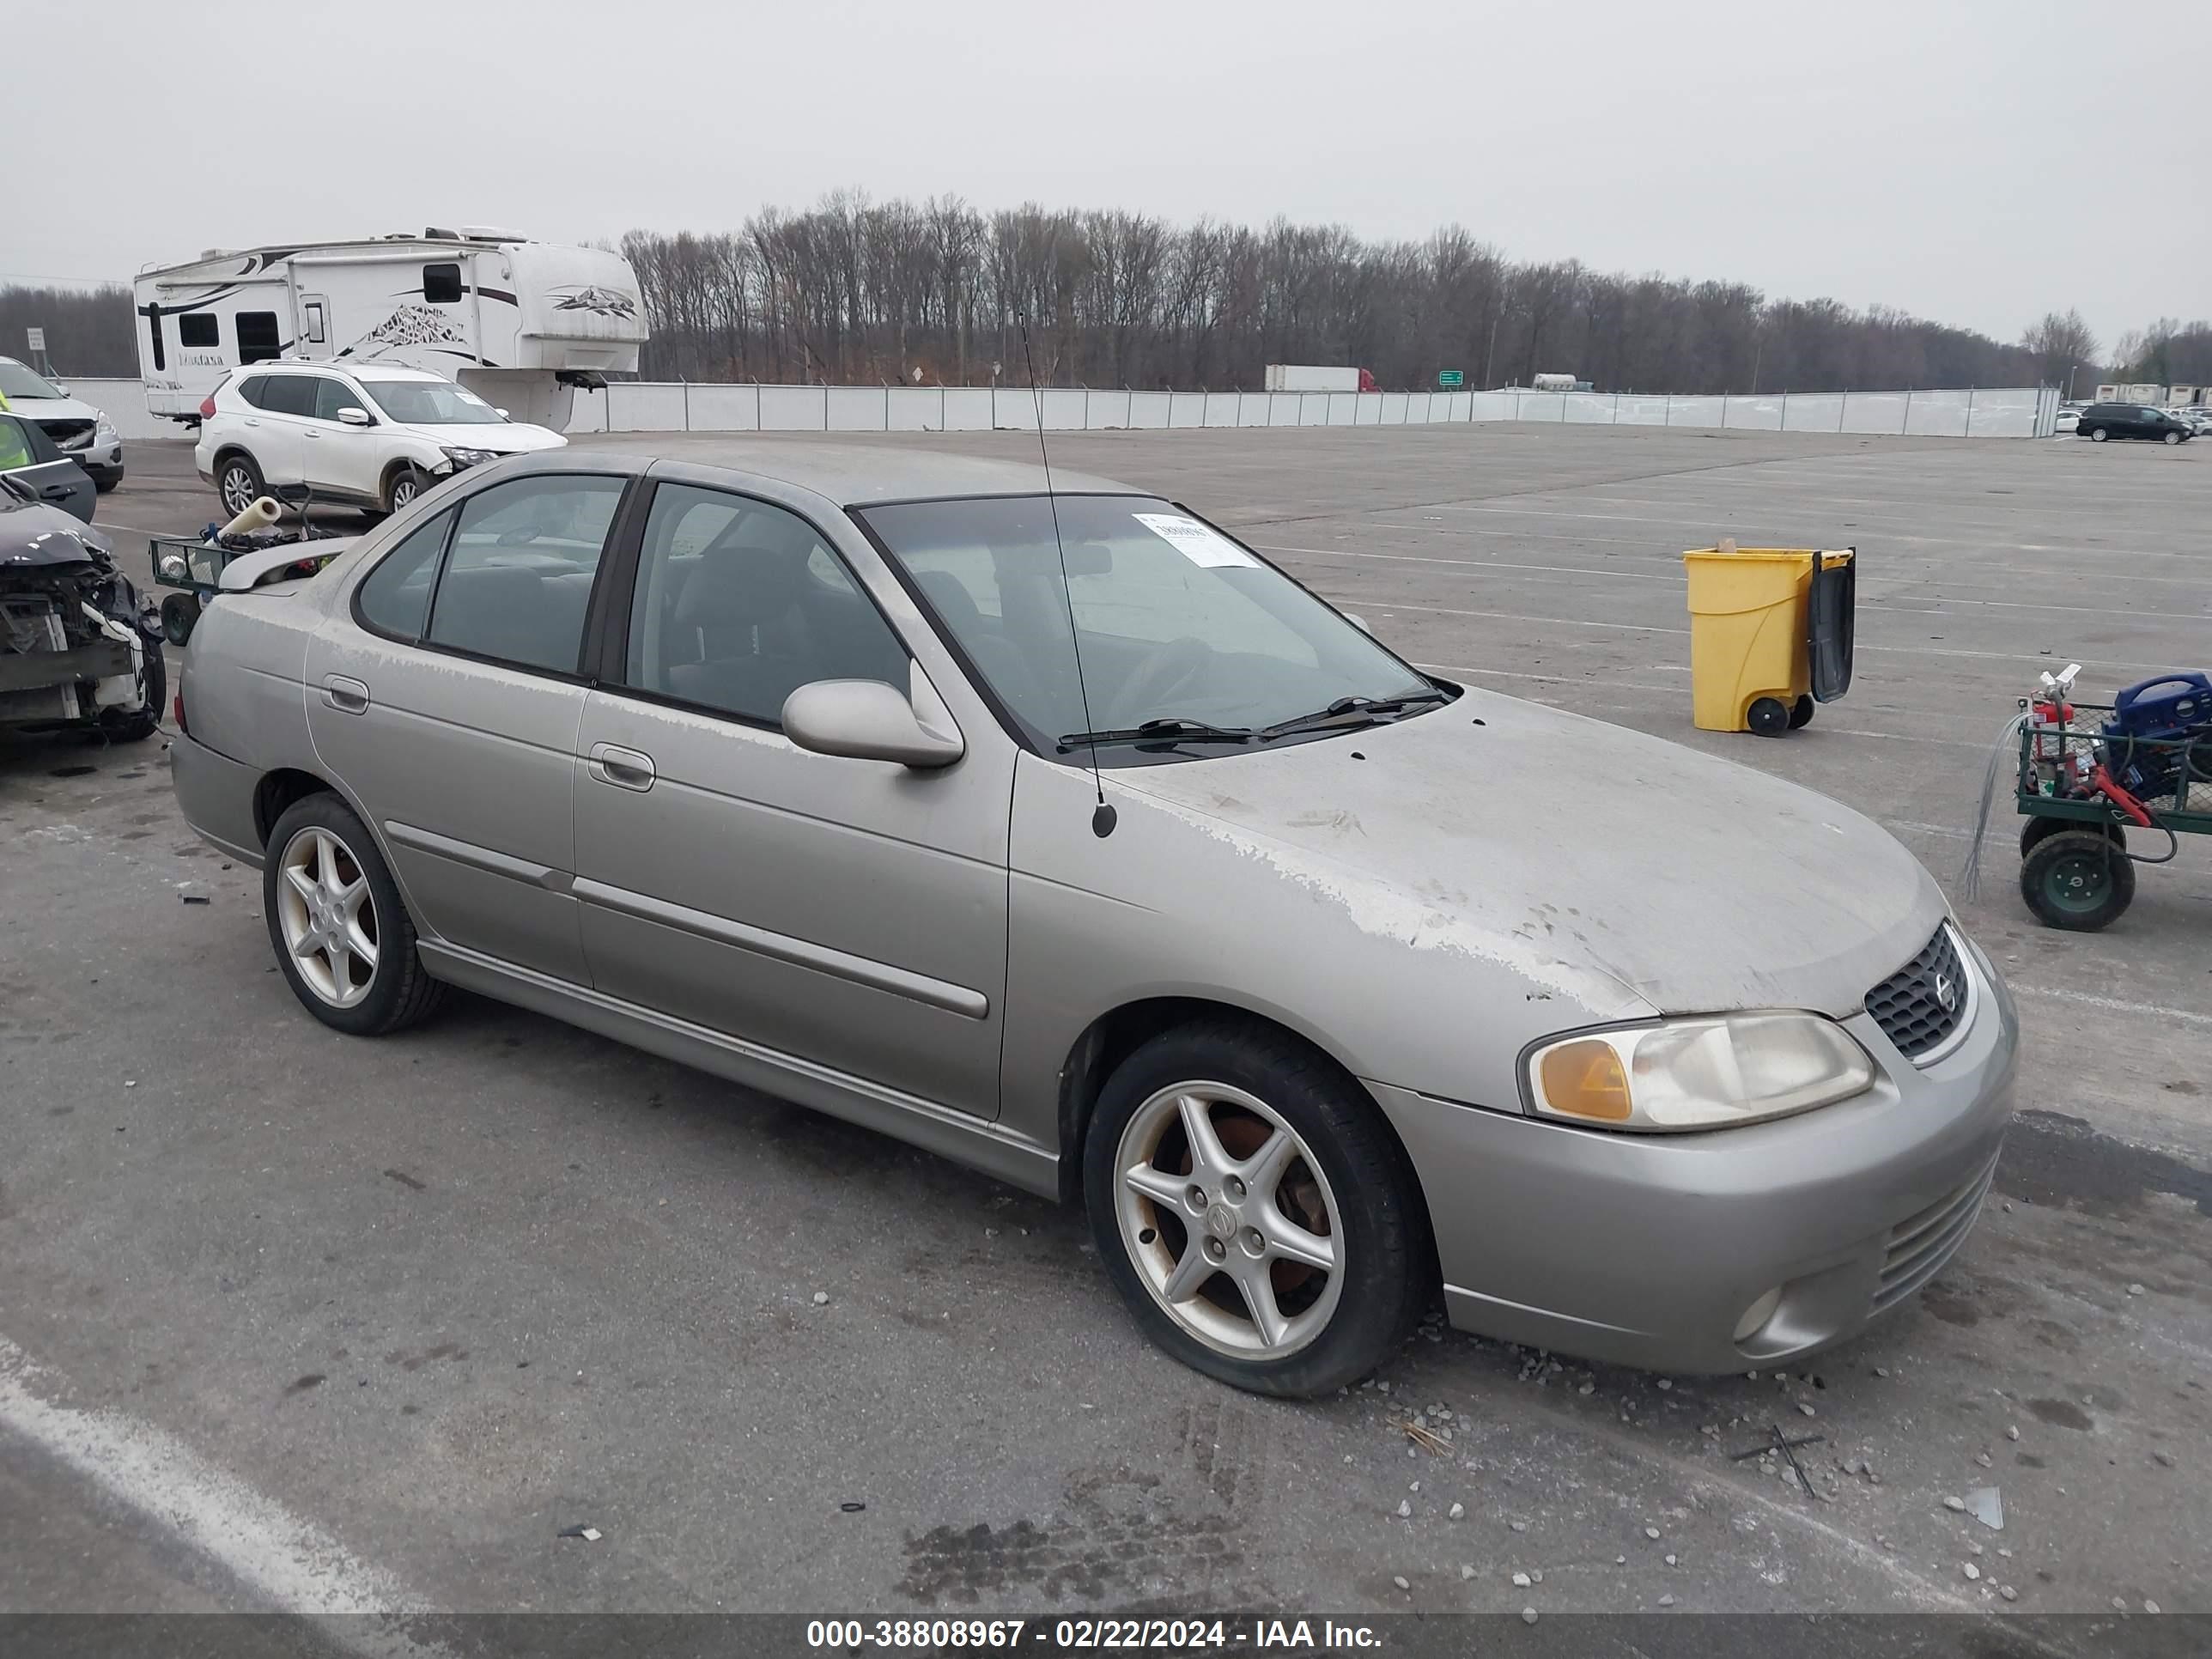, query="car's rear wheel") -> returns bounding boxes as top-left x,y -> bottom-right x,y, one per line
264,793 -> 446,1036
2088,426 -> 2110,441
1083,1020 -> 1427,1396
216,453 -> 265,517
383,465 -> 430,514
